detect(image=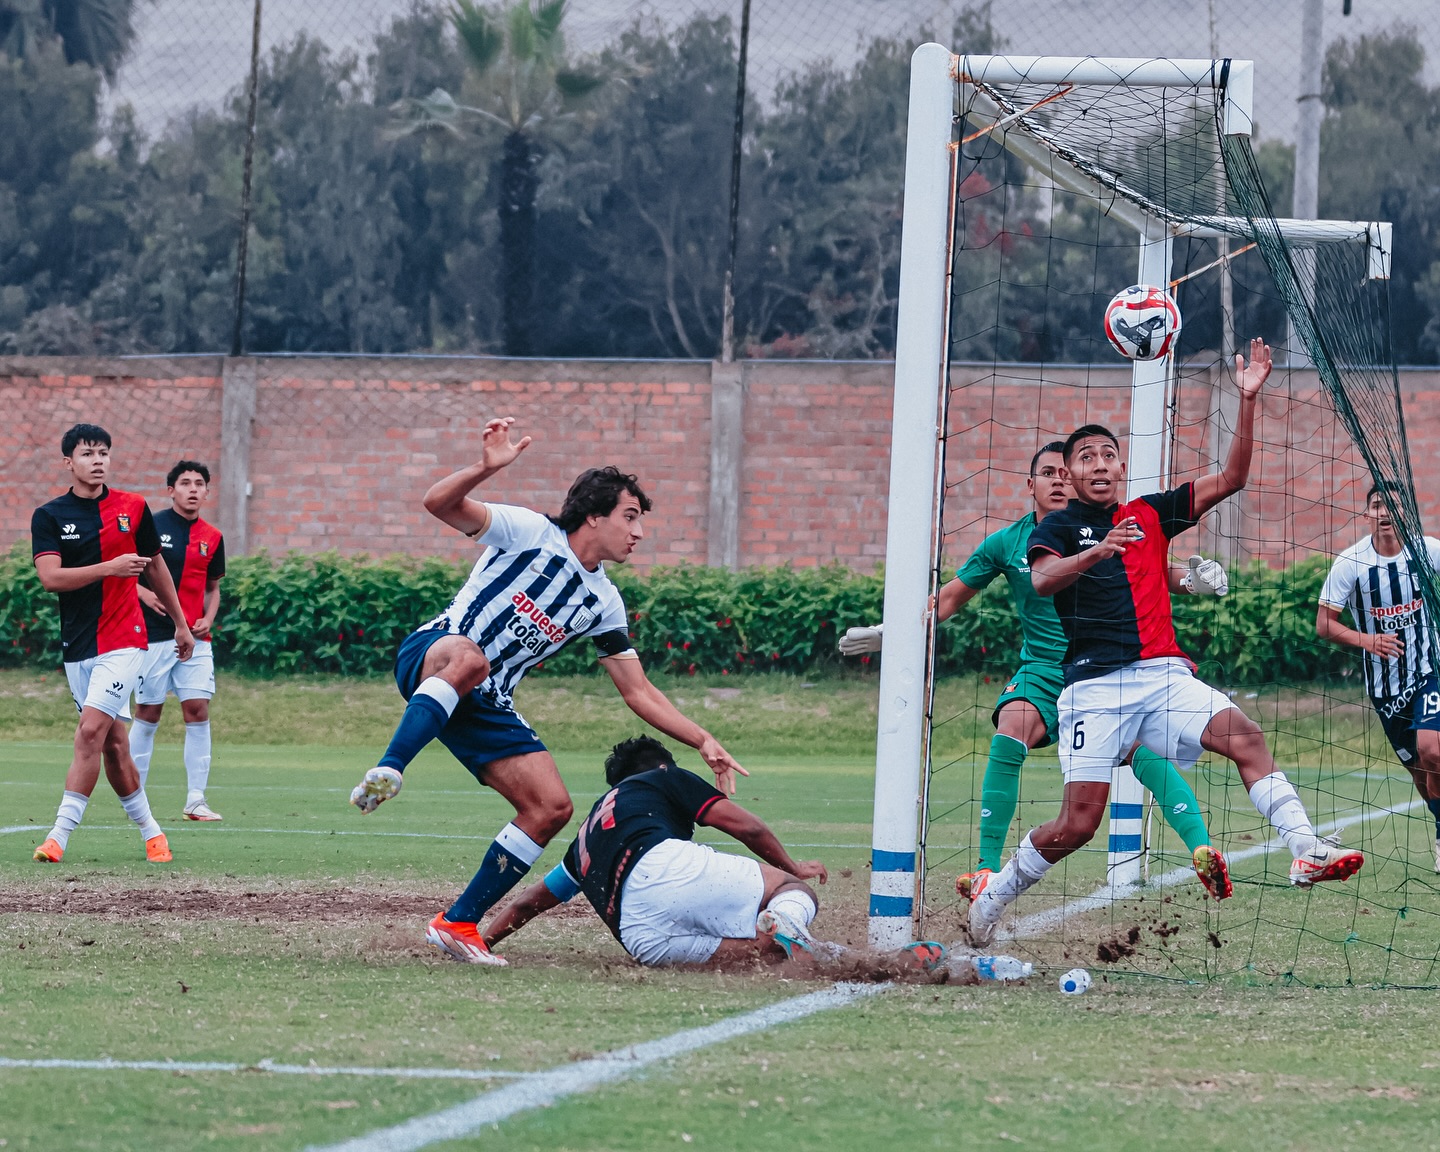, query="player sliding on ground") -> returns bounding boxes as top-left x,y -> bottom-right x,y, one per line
968,341 -> 1365,945
482,736 -> 944,970
350,418 -> 746,965
840,442 -> 1233,901
129,460 -> 227,822
30,424 -> 195,864
1317,481 -> 1440,873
